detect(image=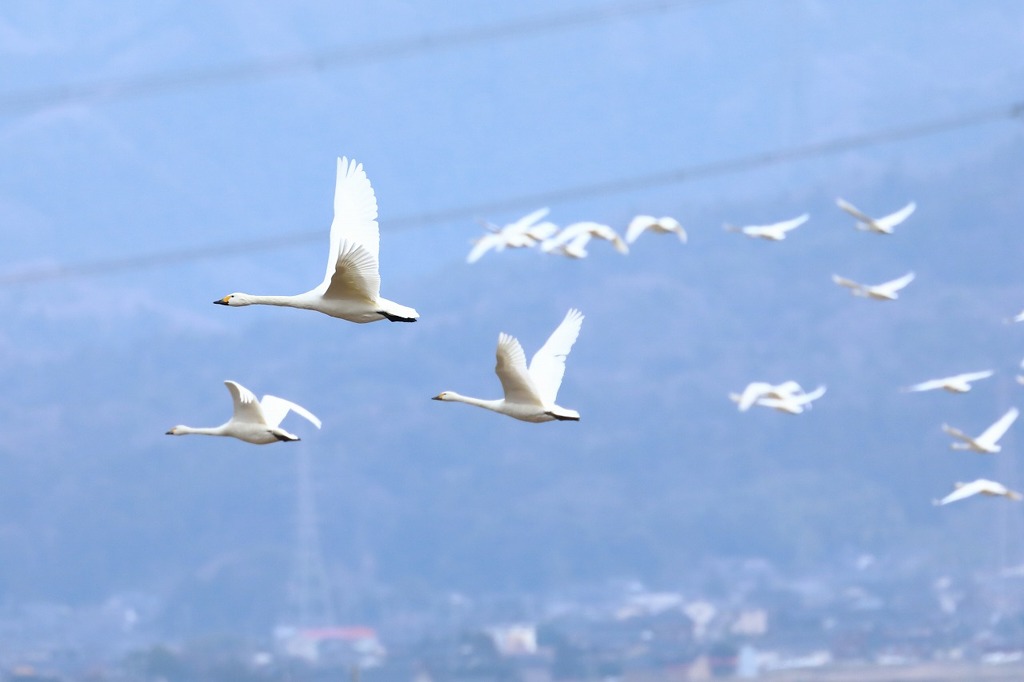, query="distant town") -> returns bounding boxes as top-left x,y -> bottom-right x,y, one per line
3,554 -> 1024,681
